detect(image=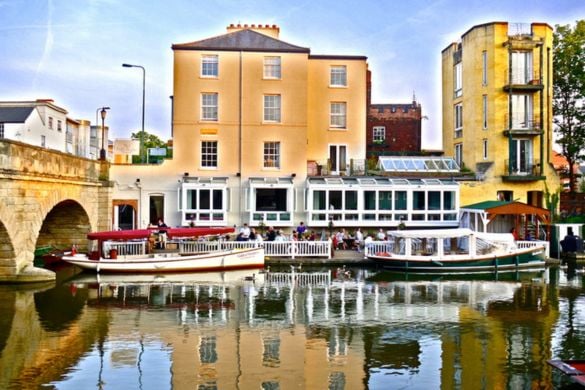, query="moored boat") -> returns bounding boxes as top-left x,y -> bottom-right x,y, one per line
548,360 -> 585,386
365,228 -> 546,273
61,227 -> 265,273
